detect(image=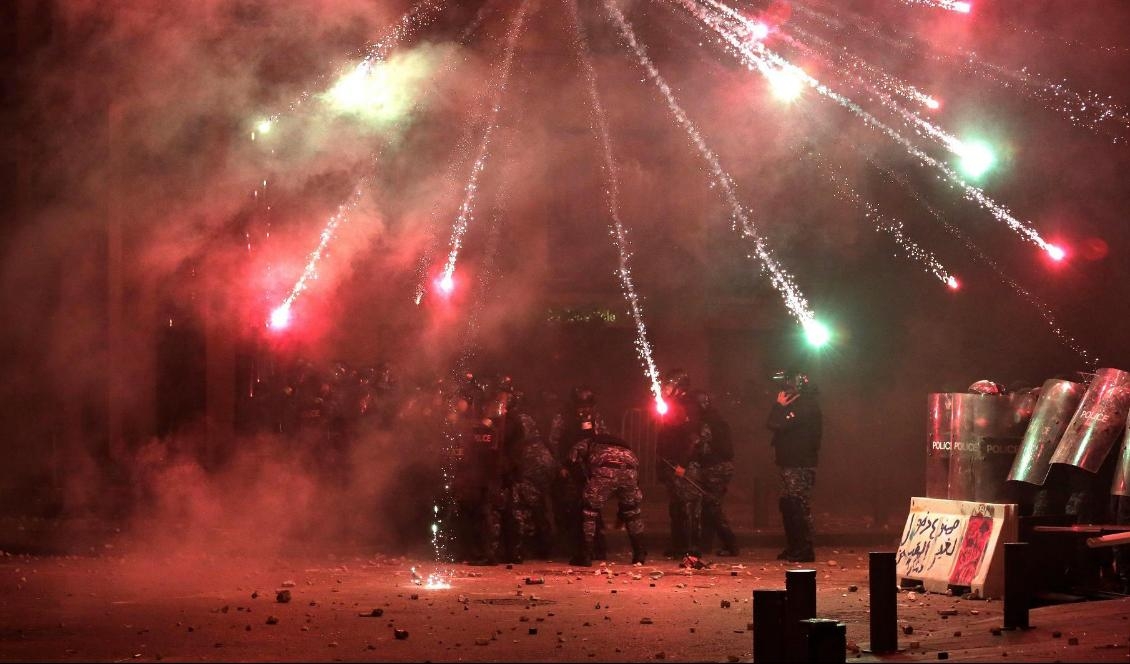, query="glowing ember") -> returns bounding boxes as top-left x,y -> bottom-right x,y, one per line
655,397 -> 669,416
924,97 -> 941,110
947,276 -> 960,290
256,119 -> 273,134
269,304 -> 291,329
767,66 -> 805,102
436,273 -> 455,294
1046,244 -> 1066,261
410,566 -> 452,590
